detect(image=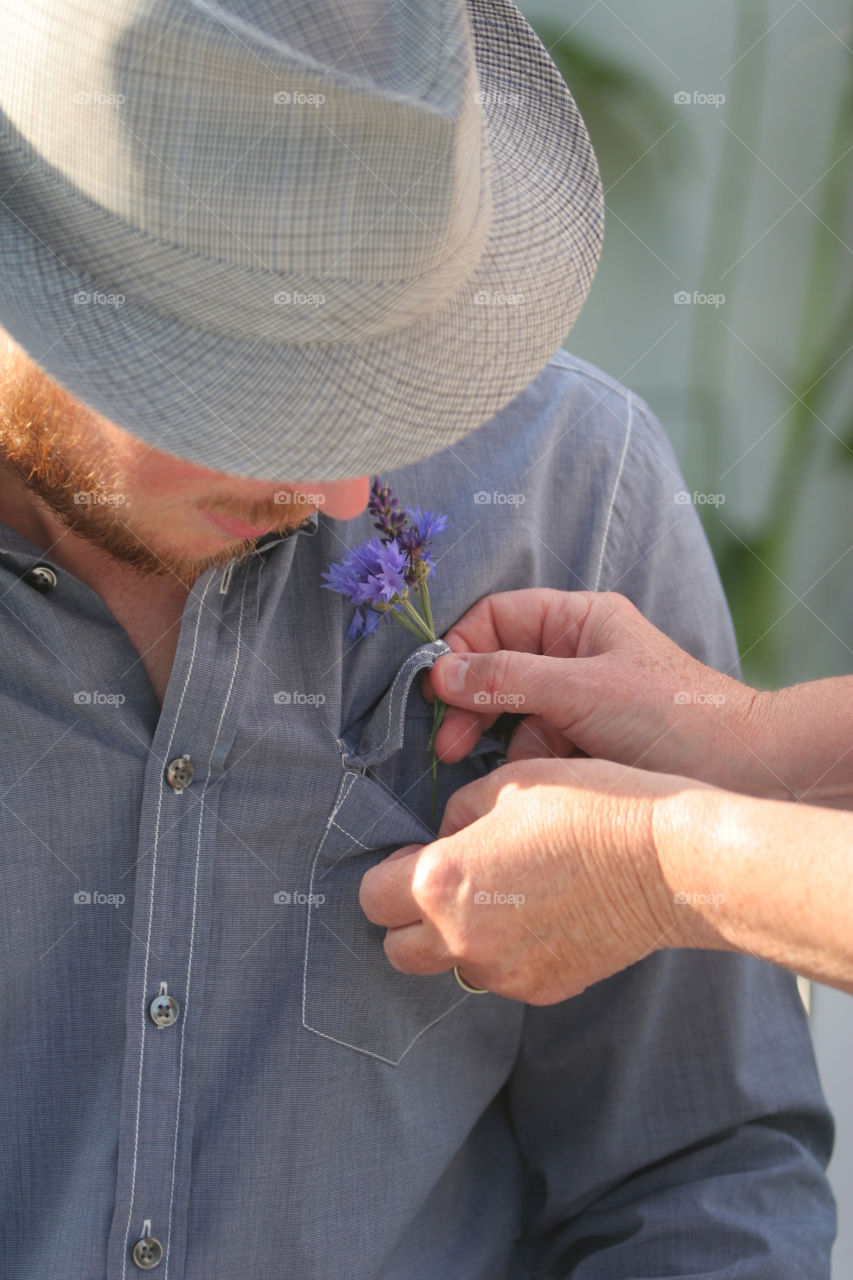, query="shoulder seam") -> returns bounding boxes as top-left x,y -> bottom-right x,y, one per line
593,393 -> 634,592
548,351 -> 634,406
